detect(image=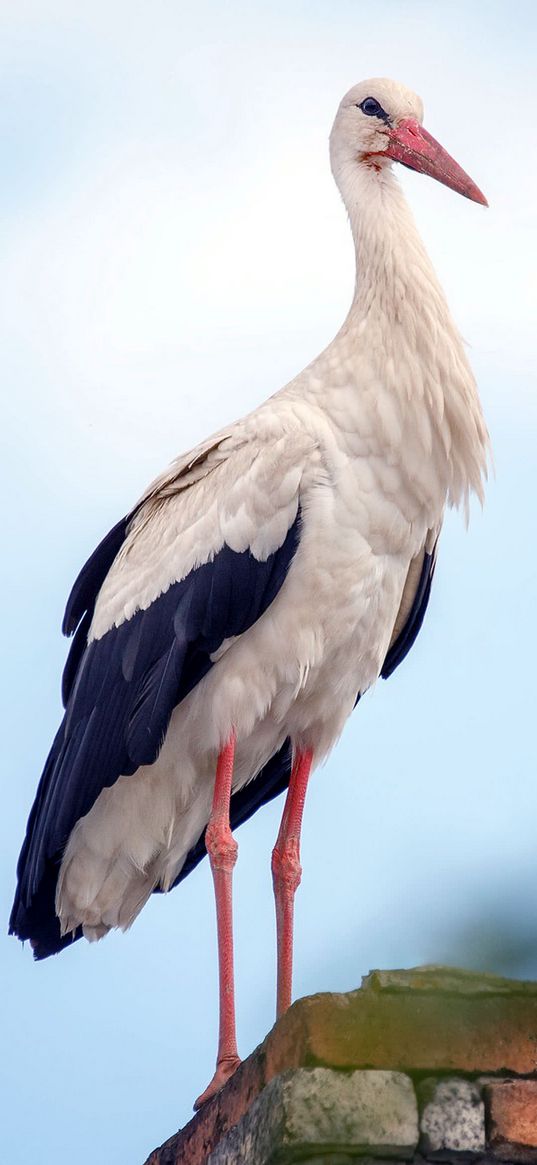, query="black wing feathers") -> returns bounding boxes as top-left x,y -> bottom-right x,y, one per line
61,514 -> 132,706
62,516 -> 130,637
10,512 -> 301,957
381,549 -> 436,680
